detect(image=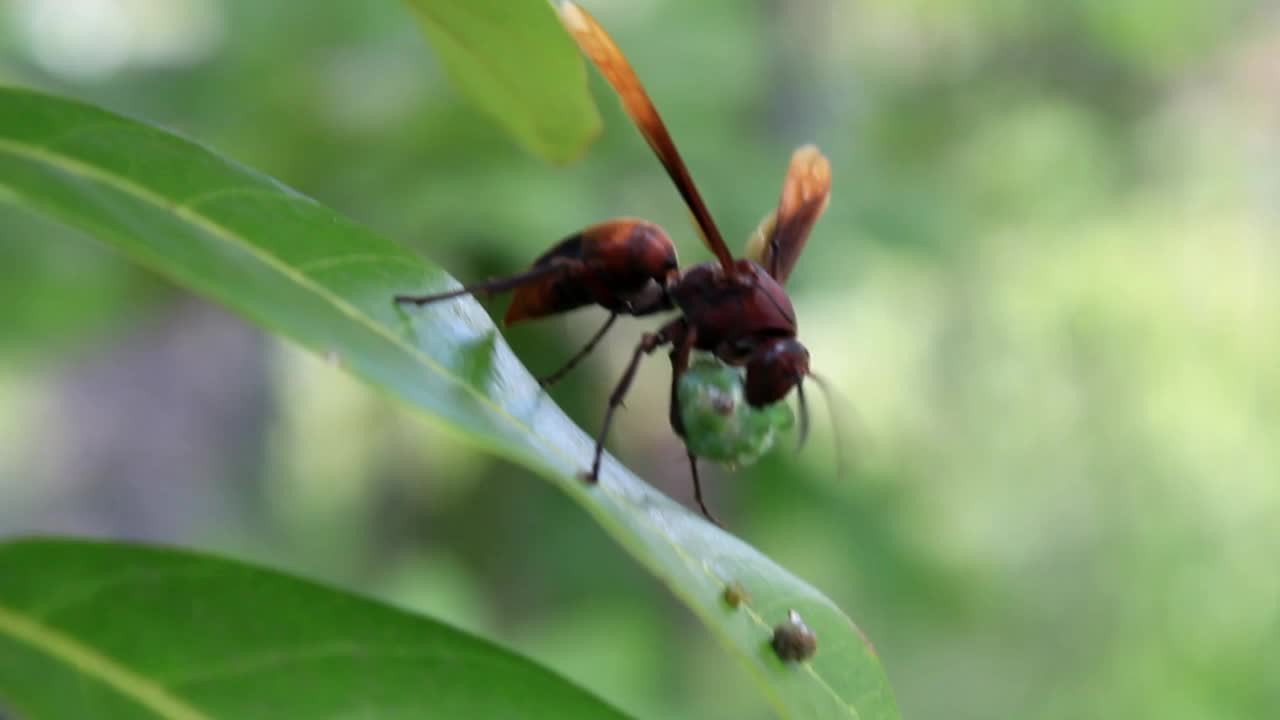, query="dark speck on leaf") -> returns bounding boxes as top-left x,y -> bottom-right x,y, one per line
771,609 -> 817,662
